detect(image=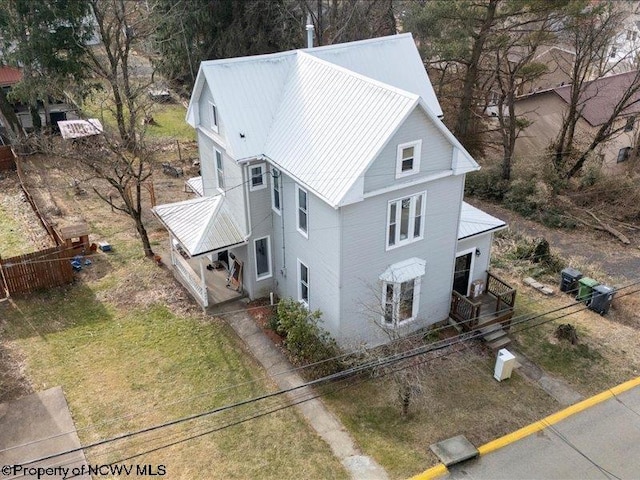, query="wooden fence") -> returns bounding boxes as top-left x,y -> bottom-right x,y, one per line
14,157 -> 63,245
0,146 -> 16,171
0,246 -> 74,297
